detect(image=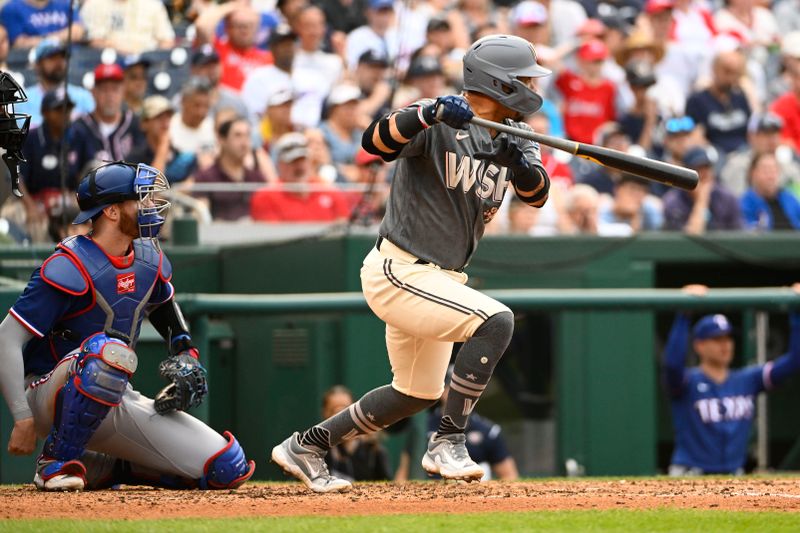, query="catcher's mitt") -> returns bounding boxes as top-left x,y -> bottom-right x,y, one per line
154,352 -> 208,415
